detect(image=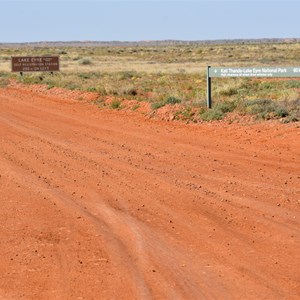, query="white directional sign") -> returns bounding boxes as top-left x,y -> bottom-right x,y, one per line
209,67 -> 300,78
206,65 -> 300,108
